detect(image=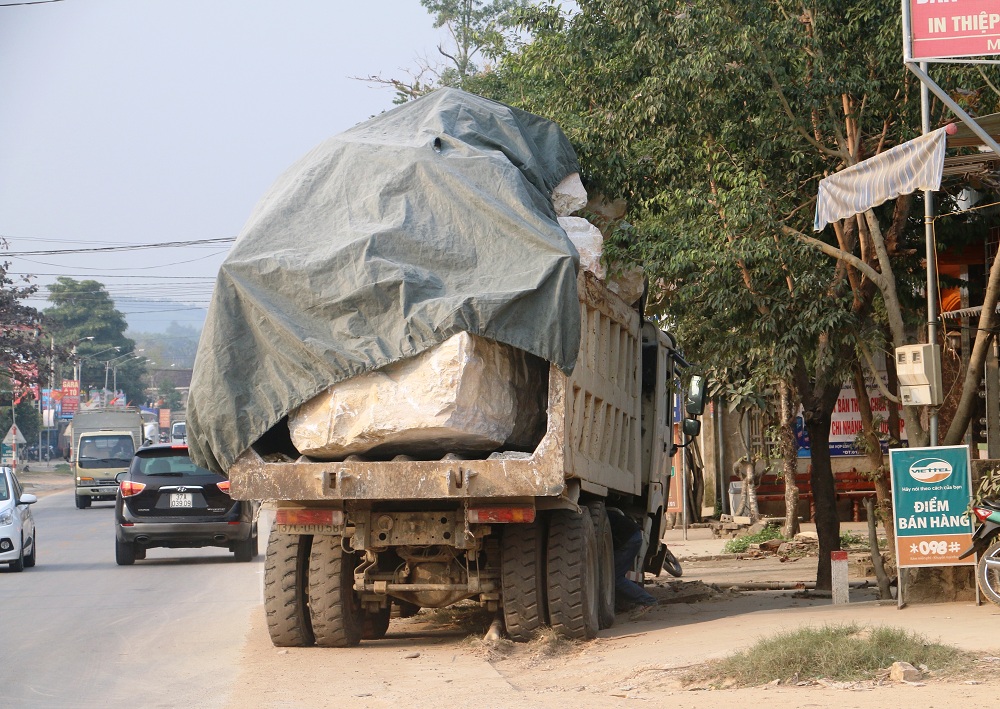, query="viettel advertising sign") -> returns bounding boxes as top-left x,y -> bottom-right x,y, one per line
908,0 -> 1000,60
890,445 -> 975,568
